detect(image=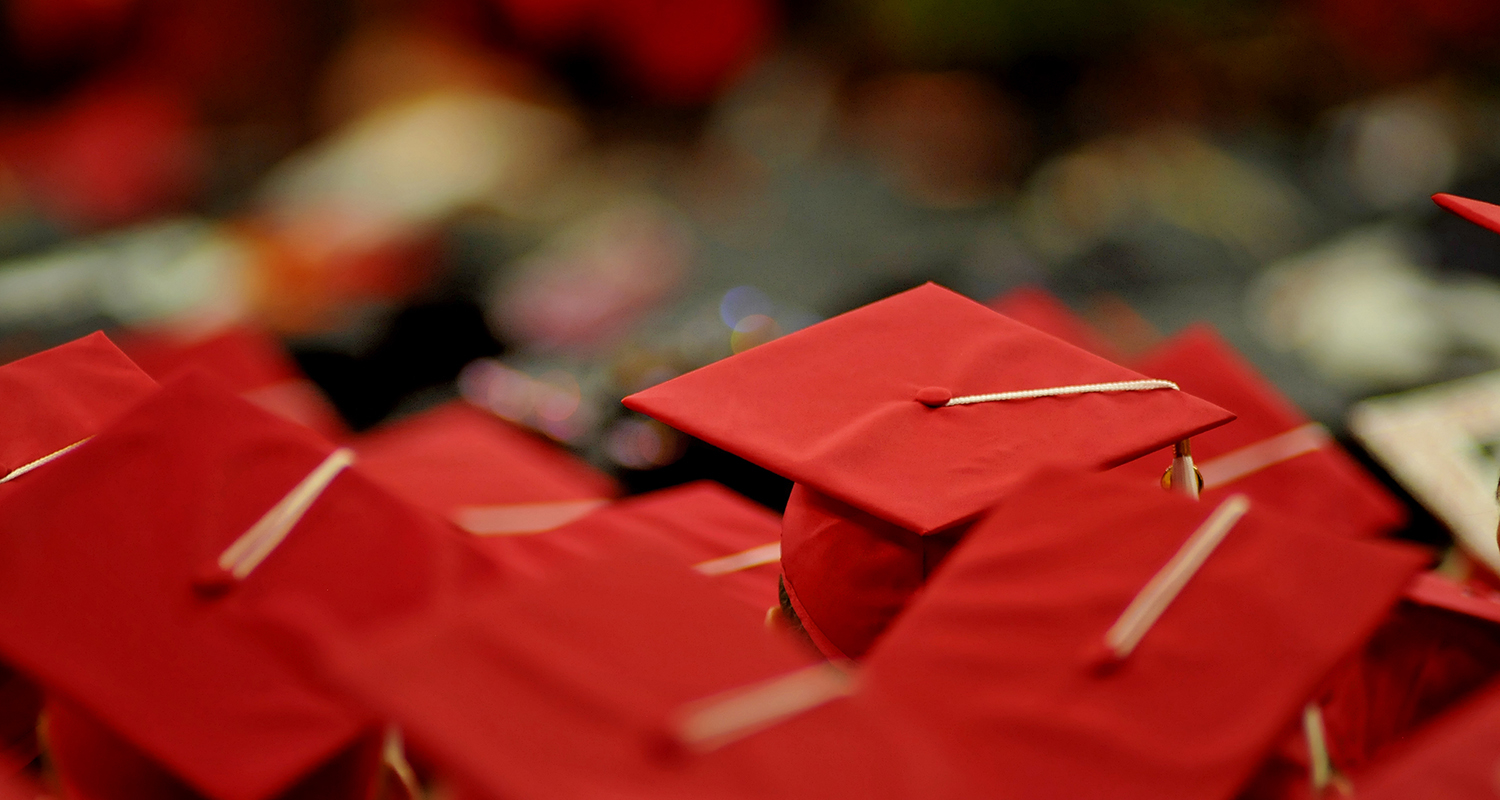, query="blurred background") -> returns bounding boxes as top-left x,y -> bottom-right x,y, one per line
2,0 -> 1500,521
